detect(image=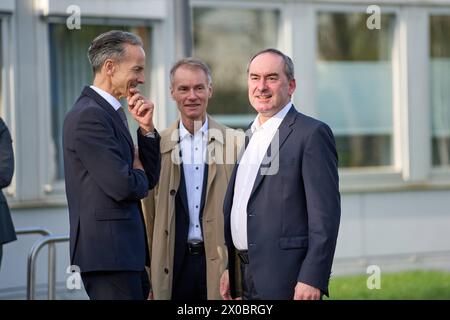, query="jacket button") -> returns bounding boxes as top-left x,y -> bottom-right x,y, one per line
164,268 -> 169,274
170,189 -> 176,196
165,230 -> 169,236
